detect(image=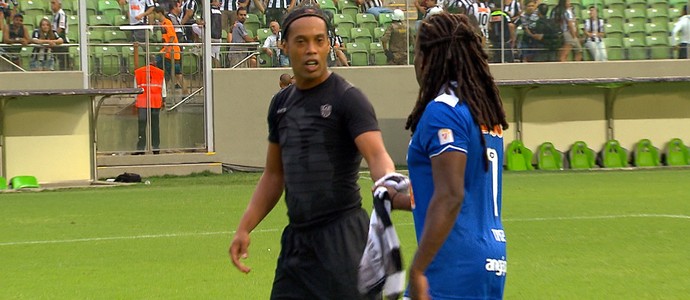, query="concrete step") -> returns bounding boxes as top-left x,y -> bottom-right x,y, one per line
96,152 -> 223,179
